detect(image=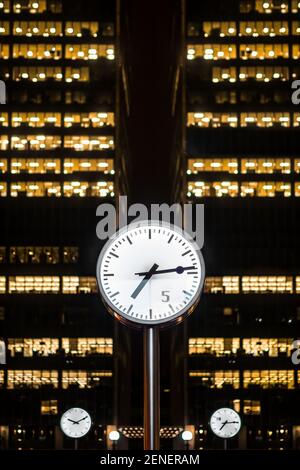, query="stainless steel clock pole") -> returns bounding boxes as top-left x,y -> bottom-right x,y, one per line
143,326 -> 160,450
